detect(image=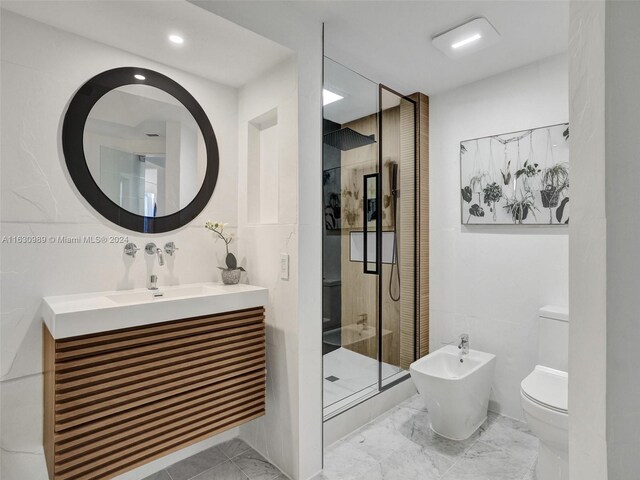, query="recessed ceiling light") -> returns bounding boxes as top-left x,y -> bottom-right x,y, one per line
169,34 -> 184,44
323,89 -> 343,106
432,17 -> 501,59
452,33 -> 482,50
134,74 -> 146,81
